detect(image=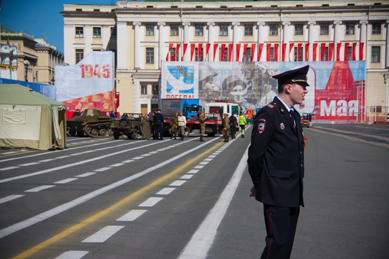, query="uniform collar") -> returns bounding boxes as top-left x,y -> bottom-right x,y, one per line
276,96 -> 294,113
